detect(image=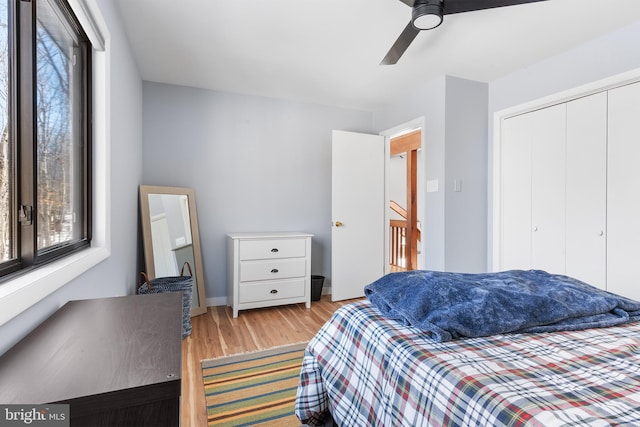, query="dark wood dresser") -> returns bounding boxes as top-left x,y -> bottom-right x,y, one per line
0,293 -> 182,426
